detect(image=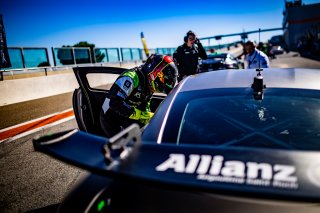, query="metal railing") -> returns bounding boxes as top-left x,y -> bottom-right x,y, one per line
0,42 -> 243,81
1,47 -> 155,71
